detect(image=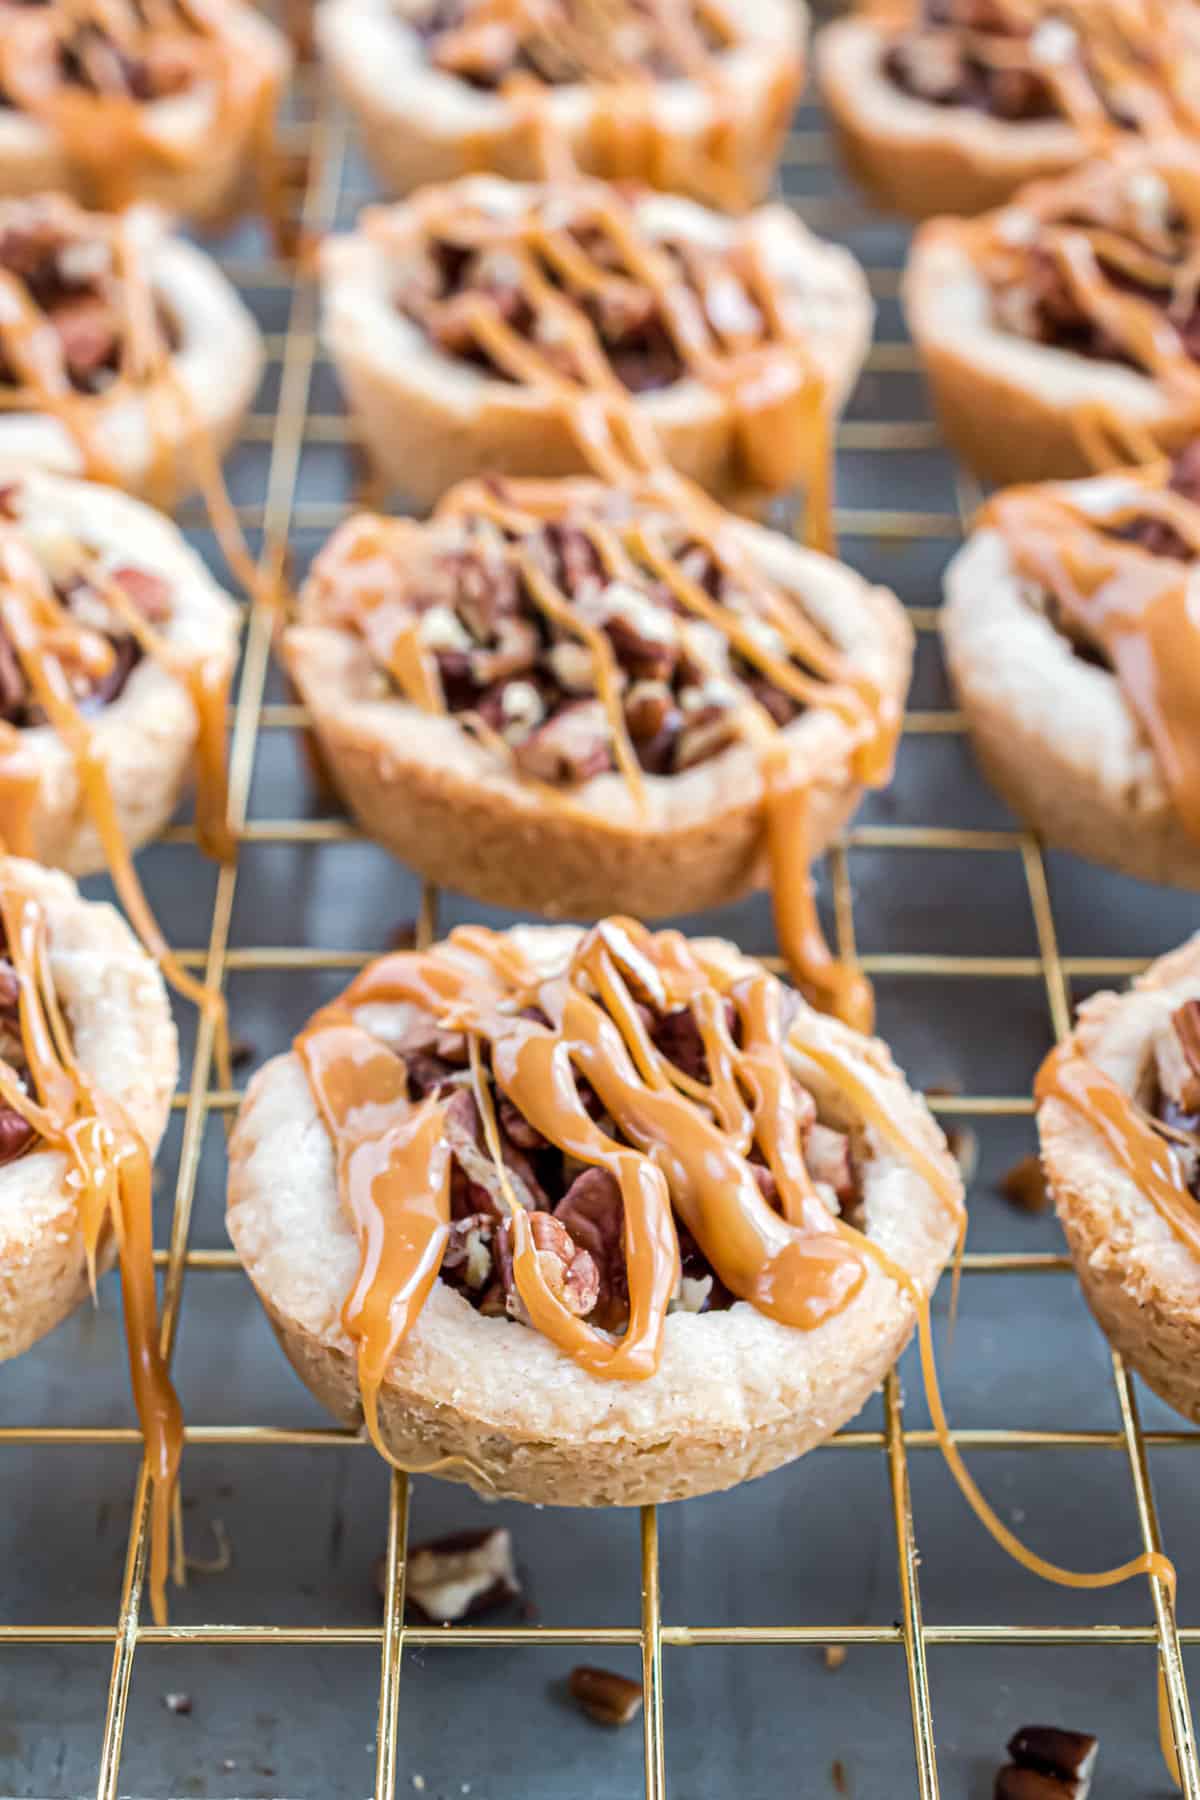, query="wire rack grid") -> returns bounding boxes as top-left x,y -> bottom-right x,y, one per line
2,28 -> 1200,1800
